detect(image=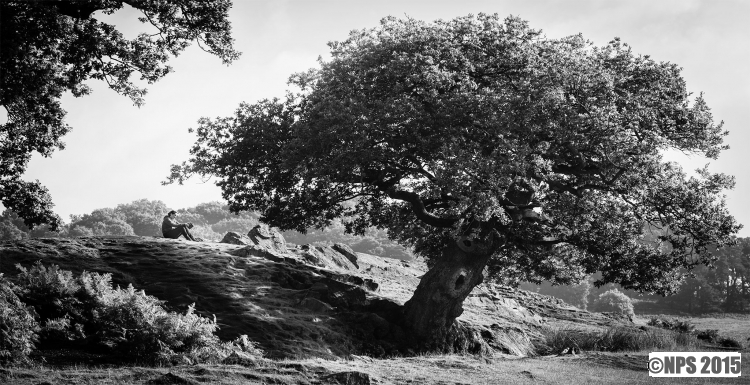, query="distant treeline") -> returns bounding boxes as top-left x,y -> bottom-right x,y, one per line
0,199 -> 413,261
521,238 -> 750,315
